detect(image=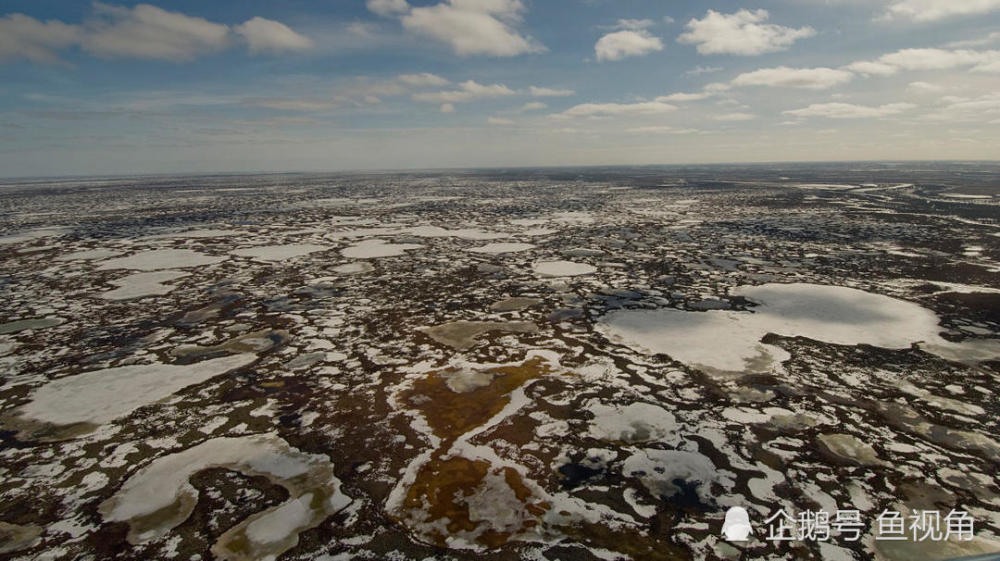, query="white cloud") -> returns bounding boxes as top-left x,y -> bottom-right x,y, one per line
686,65 -> 722,75
881,48 -> 992,70
656,92 -> 711,102
366,0 -> 411,17
908,81 -> 945,92
0,4 -> 315,63
244,98 -> 337,111
440,103 -> 455,113
234,17 -> 313,53
595,29 -> 664,61
627,126 -> 698,134
783,102 -> 917,118
848,48 -> 1000,75
552,101 -> 677,118
731,66 -> 854,89
82,3 -> 231,61
520,101 -> 547,111
678,9 -> 815,56
398,72 -> 450,87
0,14 -> 80,63
883,0 -> 1000,22
714,112 -> 756,121
529,86 -> 574,97
703,82 -> 733,92
844,60 -> 899,75
924,93 -> 1000,121
487,116 -> 514,125
947,31 -> 1000,48
412,80 -> 516,103
398,0 -> 543,57
608,19 -> 656,30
